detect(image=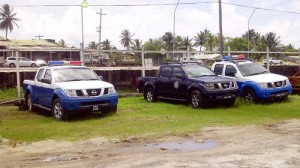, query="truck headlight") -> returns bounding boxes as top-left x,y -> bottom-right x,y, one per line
205,83 -> 216,90
258,83 -> 268,89
108,87 -> 116,94
64,89 -> 77,97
